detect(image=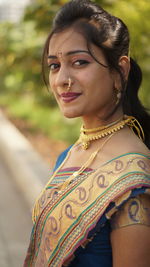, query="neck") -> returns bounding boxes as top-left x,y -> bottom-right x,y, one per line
82,110 -> 124,129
